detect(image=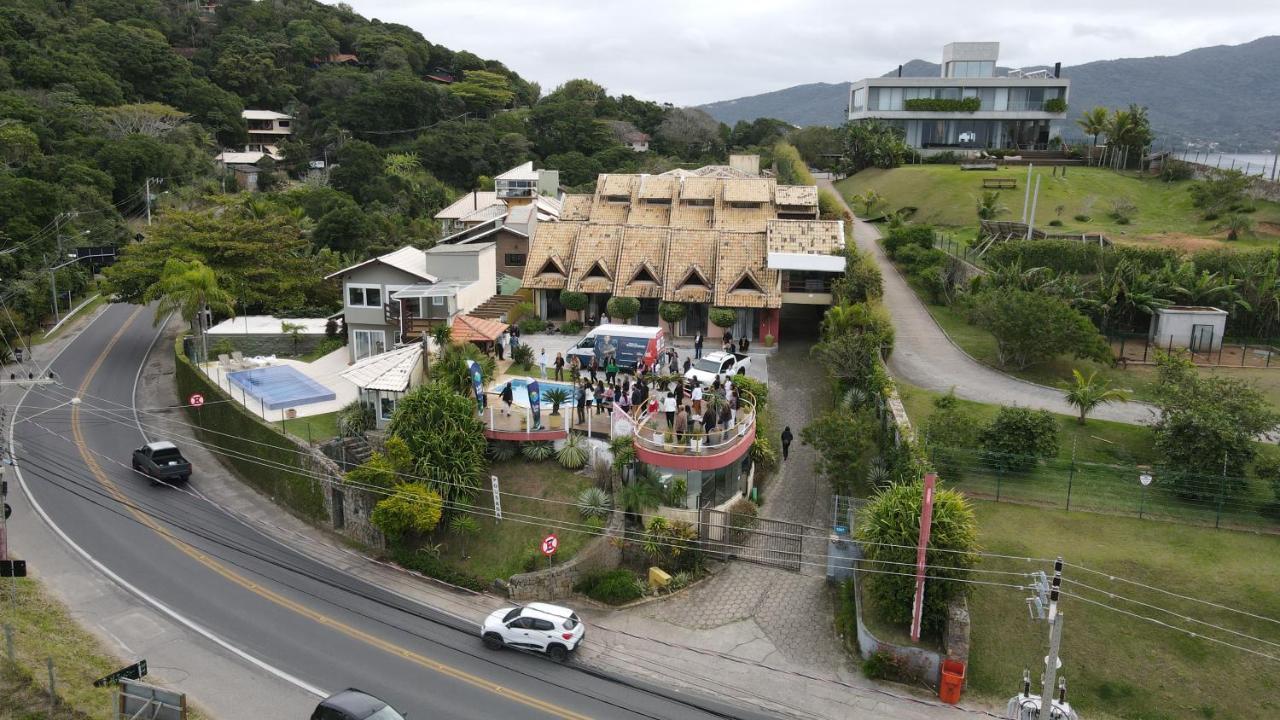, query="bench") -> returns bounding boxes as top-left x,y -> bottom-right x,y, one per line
981,177 -> 1017,189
